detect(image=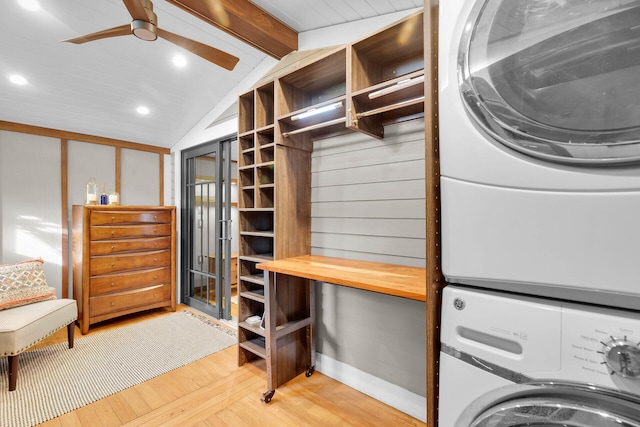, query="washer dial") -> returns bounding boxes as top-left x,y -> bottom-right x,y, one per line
601,336 -> 640,378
